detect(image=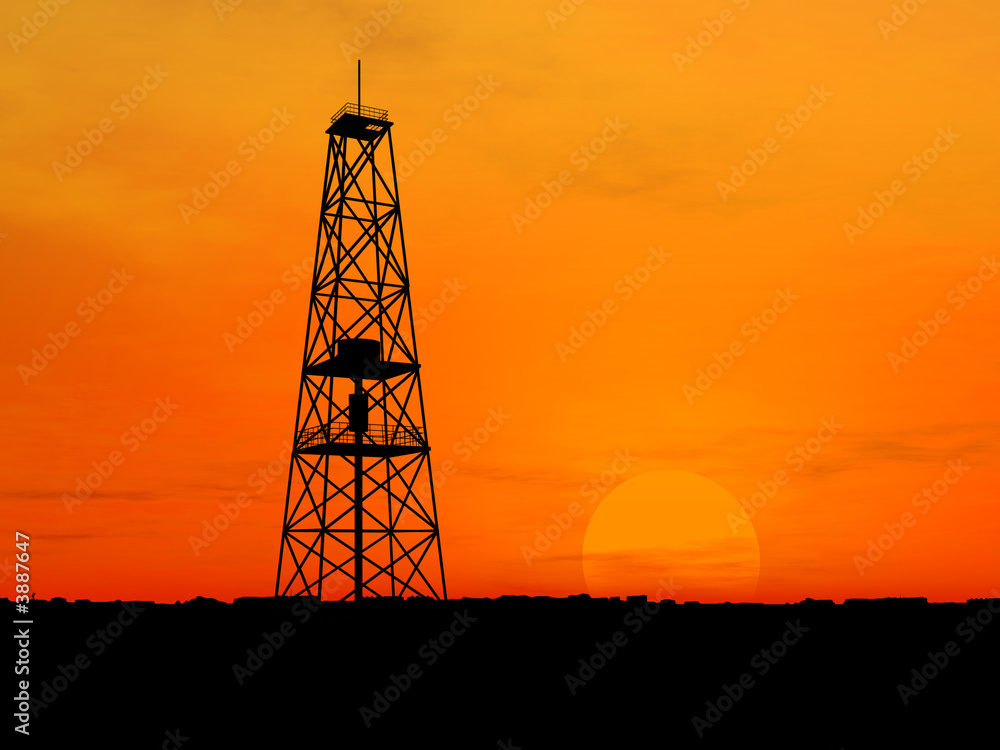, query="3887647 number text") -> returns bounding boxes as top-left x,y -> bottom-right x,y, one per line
15,531 -> 31,603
